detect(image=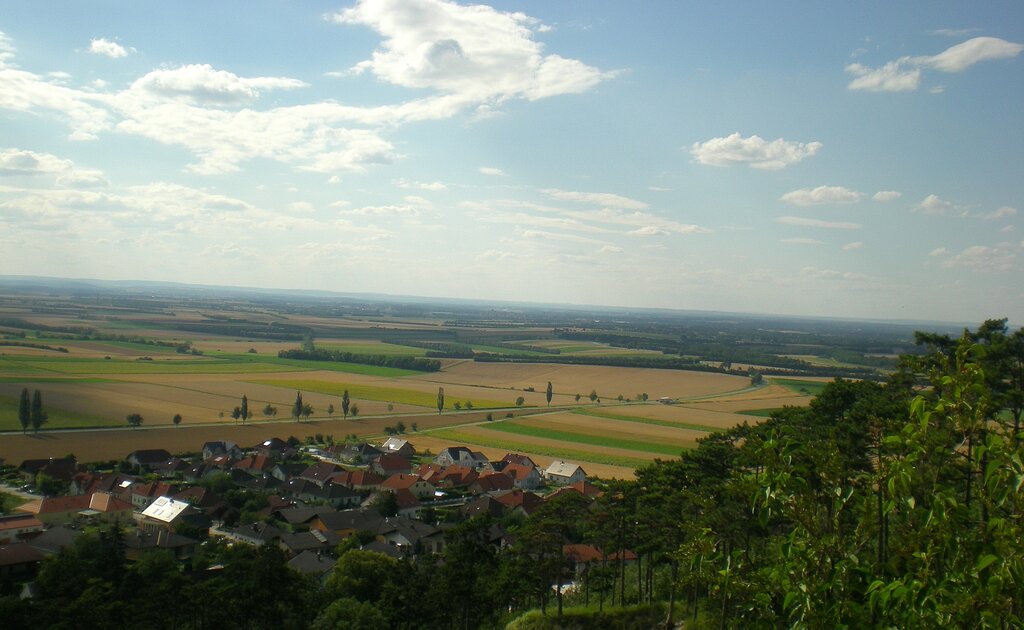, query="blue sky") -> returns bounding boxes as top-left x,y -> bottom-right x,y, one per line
1,1 -> 1021,323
